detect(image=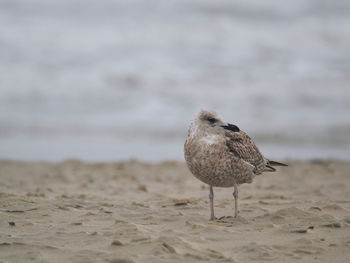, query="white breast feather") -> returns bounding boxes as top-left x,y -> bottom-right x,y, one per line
202,135 -> 217,146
